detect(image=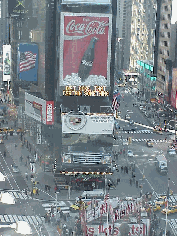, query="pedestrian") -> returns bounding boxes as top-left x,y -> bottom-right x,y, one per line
132,171 -> 134,178
21,156 -> 23,162
48,185 -> 51,192
25,173 -> 28,181
25,189 -> 28,195
126,166 -> 128,174
121,166 -> 123,173
136,180 -> 138,188
31,190 -> 33,197
54,185 -> 57,193
36,188 -> 39,195
124,166 -> 126,174
130,178 -> 132,186
117,178 -> 120,185
31,166 -> 33,173
123,149 -> 125,155
4,150 -> 6,157
25,160 -> 27,166
15,144 -> 17,149
27,155 -> 30,162
45,185 -> 48,191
